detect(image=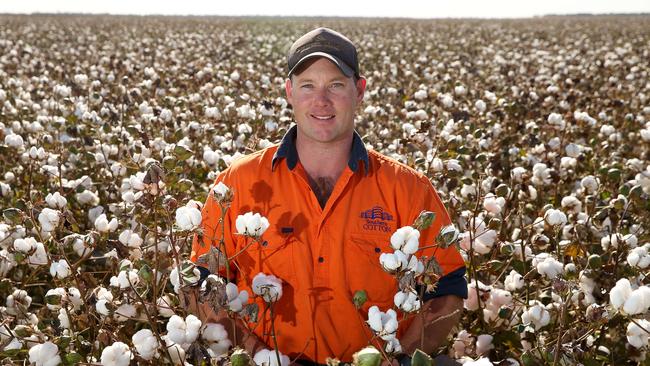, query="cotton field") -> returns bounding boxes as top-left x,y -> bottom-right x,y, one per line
1,14 -> 650,365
